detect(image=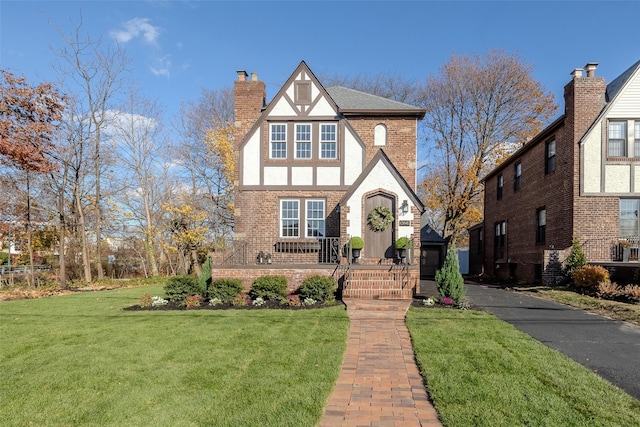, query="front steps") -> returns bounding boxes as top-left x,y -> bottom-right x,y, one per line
341,265 -> 414,300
